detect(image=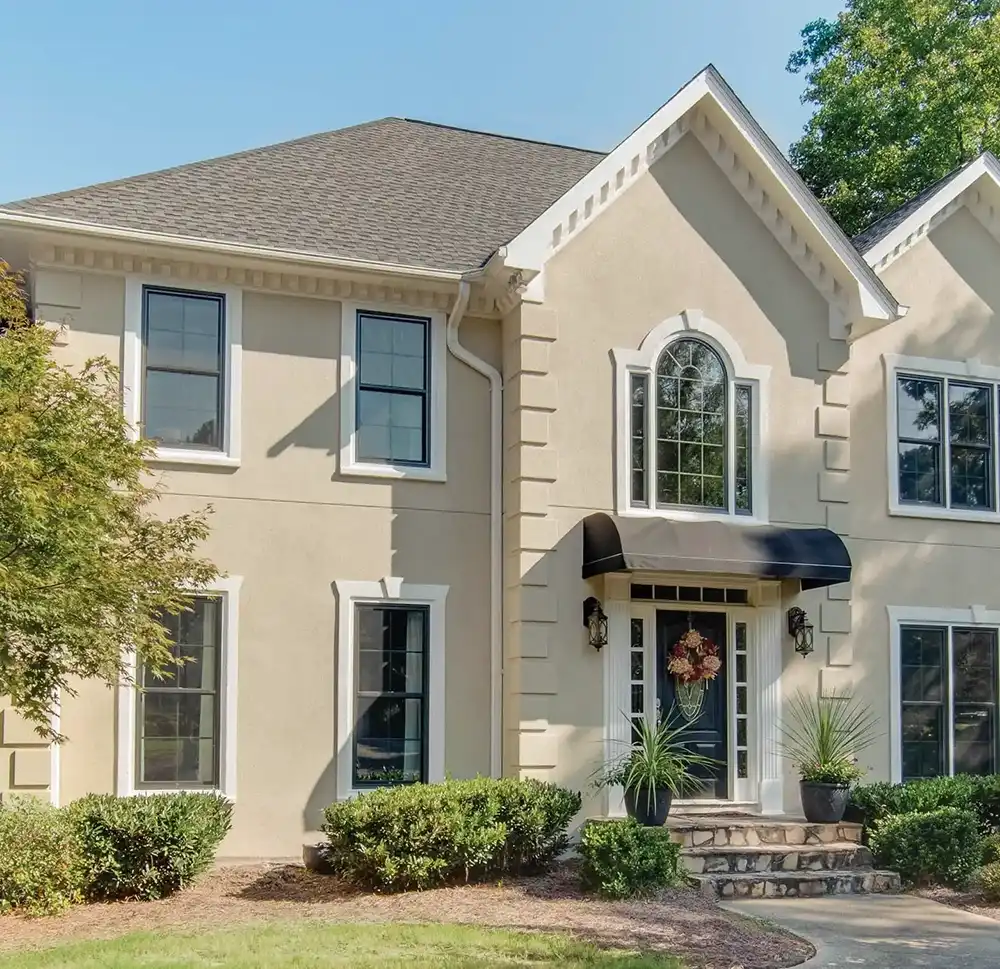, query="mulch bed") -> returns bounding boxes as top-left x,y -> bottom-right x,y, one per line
0,862 -> 812,969
916,886 -> 1000,922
